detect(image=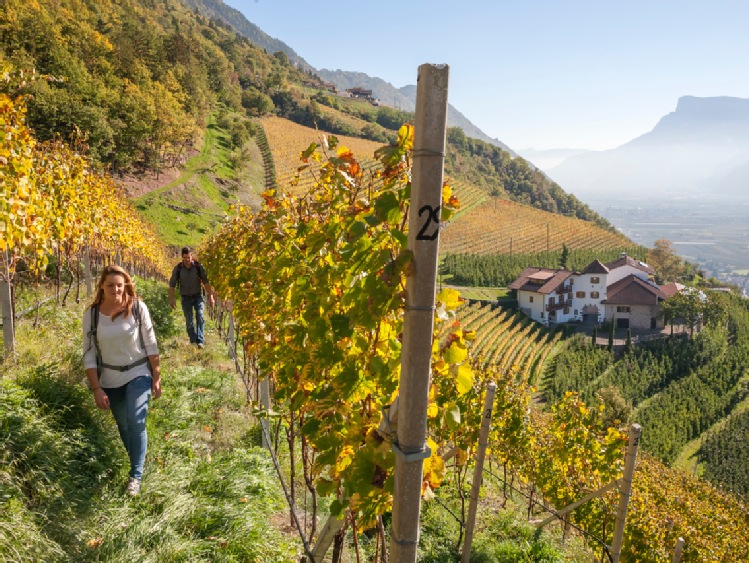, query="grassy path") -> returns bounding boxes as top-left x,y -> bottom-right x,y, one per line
1,288 -> 298,562
132,116 -> 265,249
